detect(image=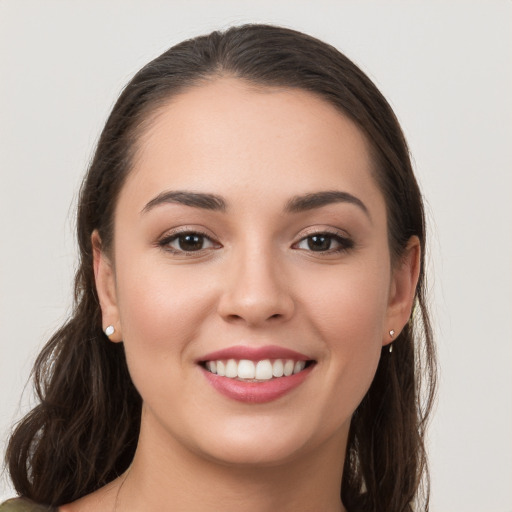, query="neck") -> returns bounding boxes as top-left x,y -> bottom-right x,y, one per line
117,412 -> 347,512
